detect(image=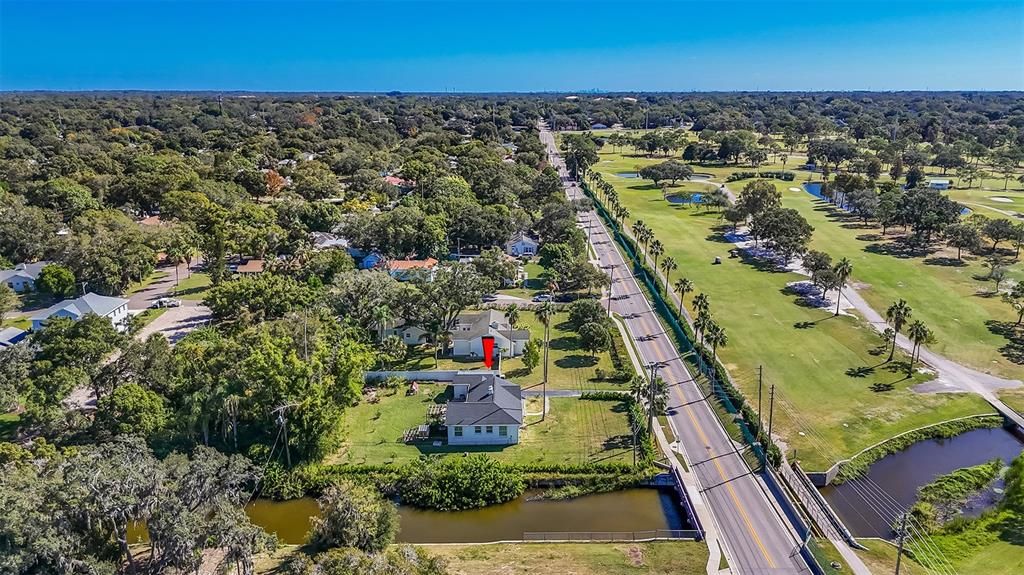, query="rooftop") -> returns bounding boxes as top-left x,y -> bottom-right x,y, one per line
0,261 -> 49,282
31,292 -> 129,321
387,257 -> 438,271
445,372 -> 523,427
